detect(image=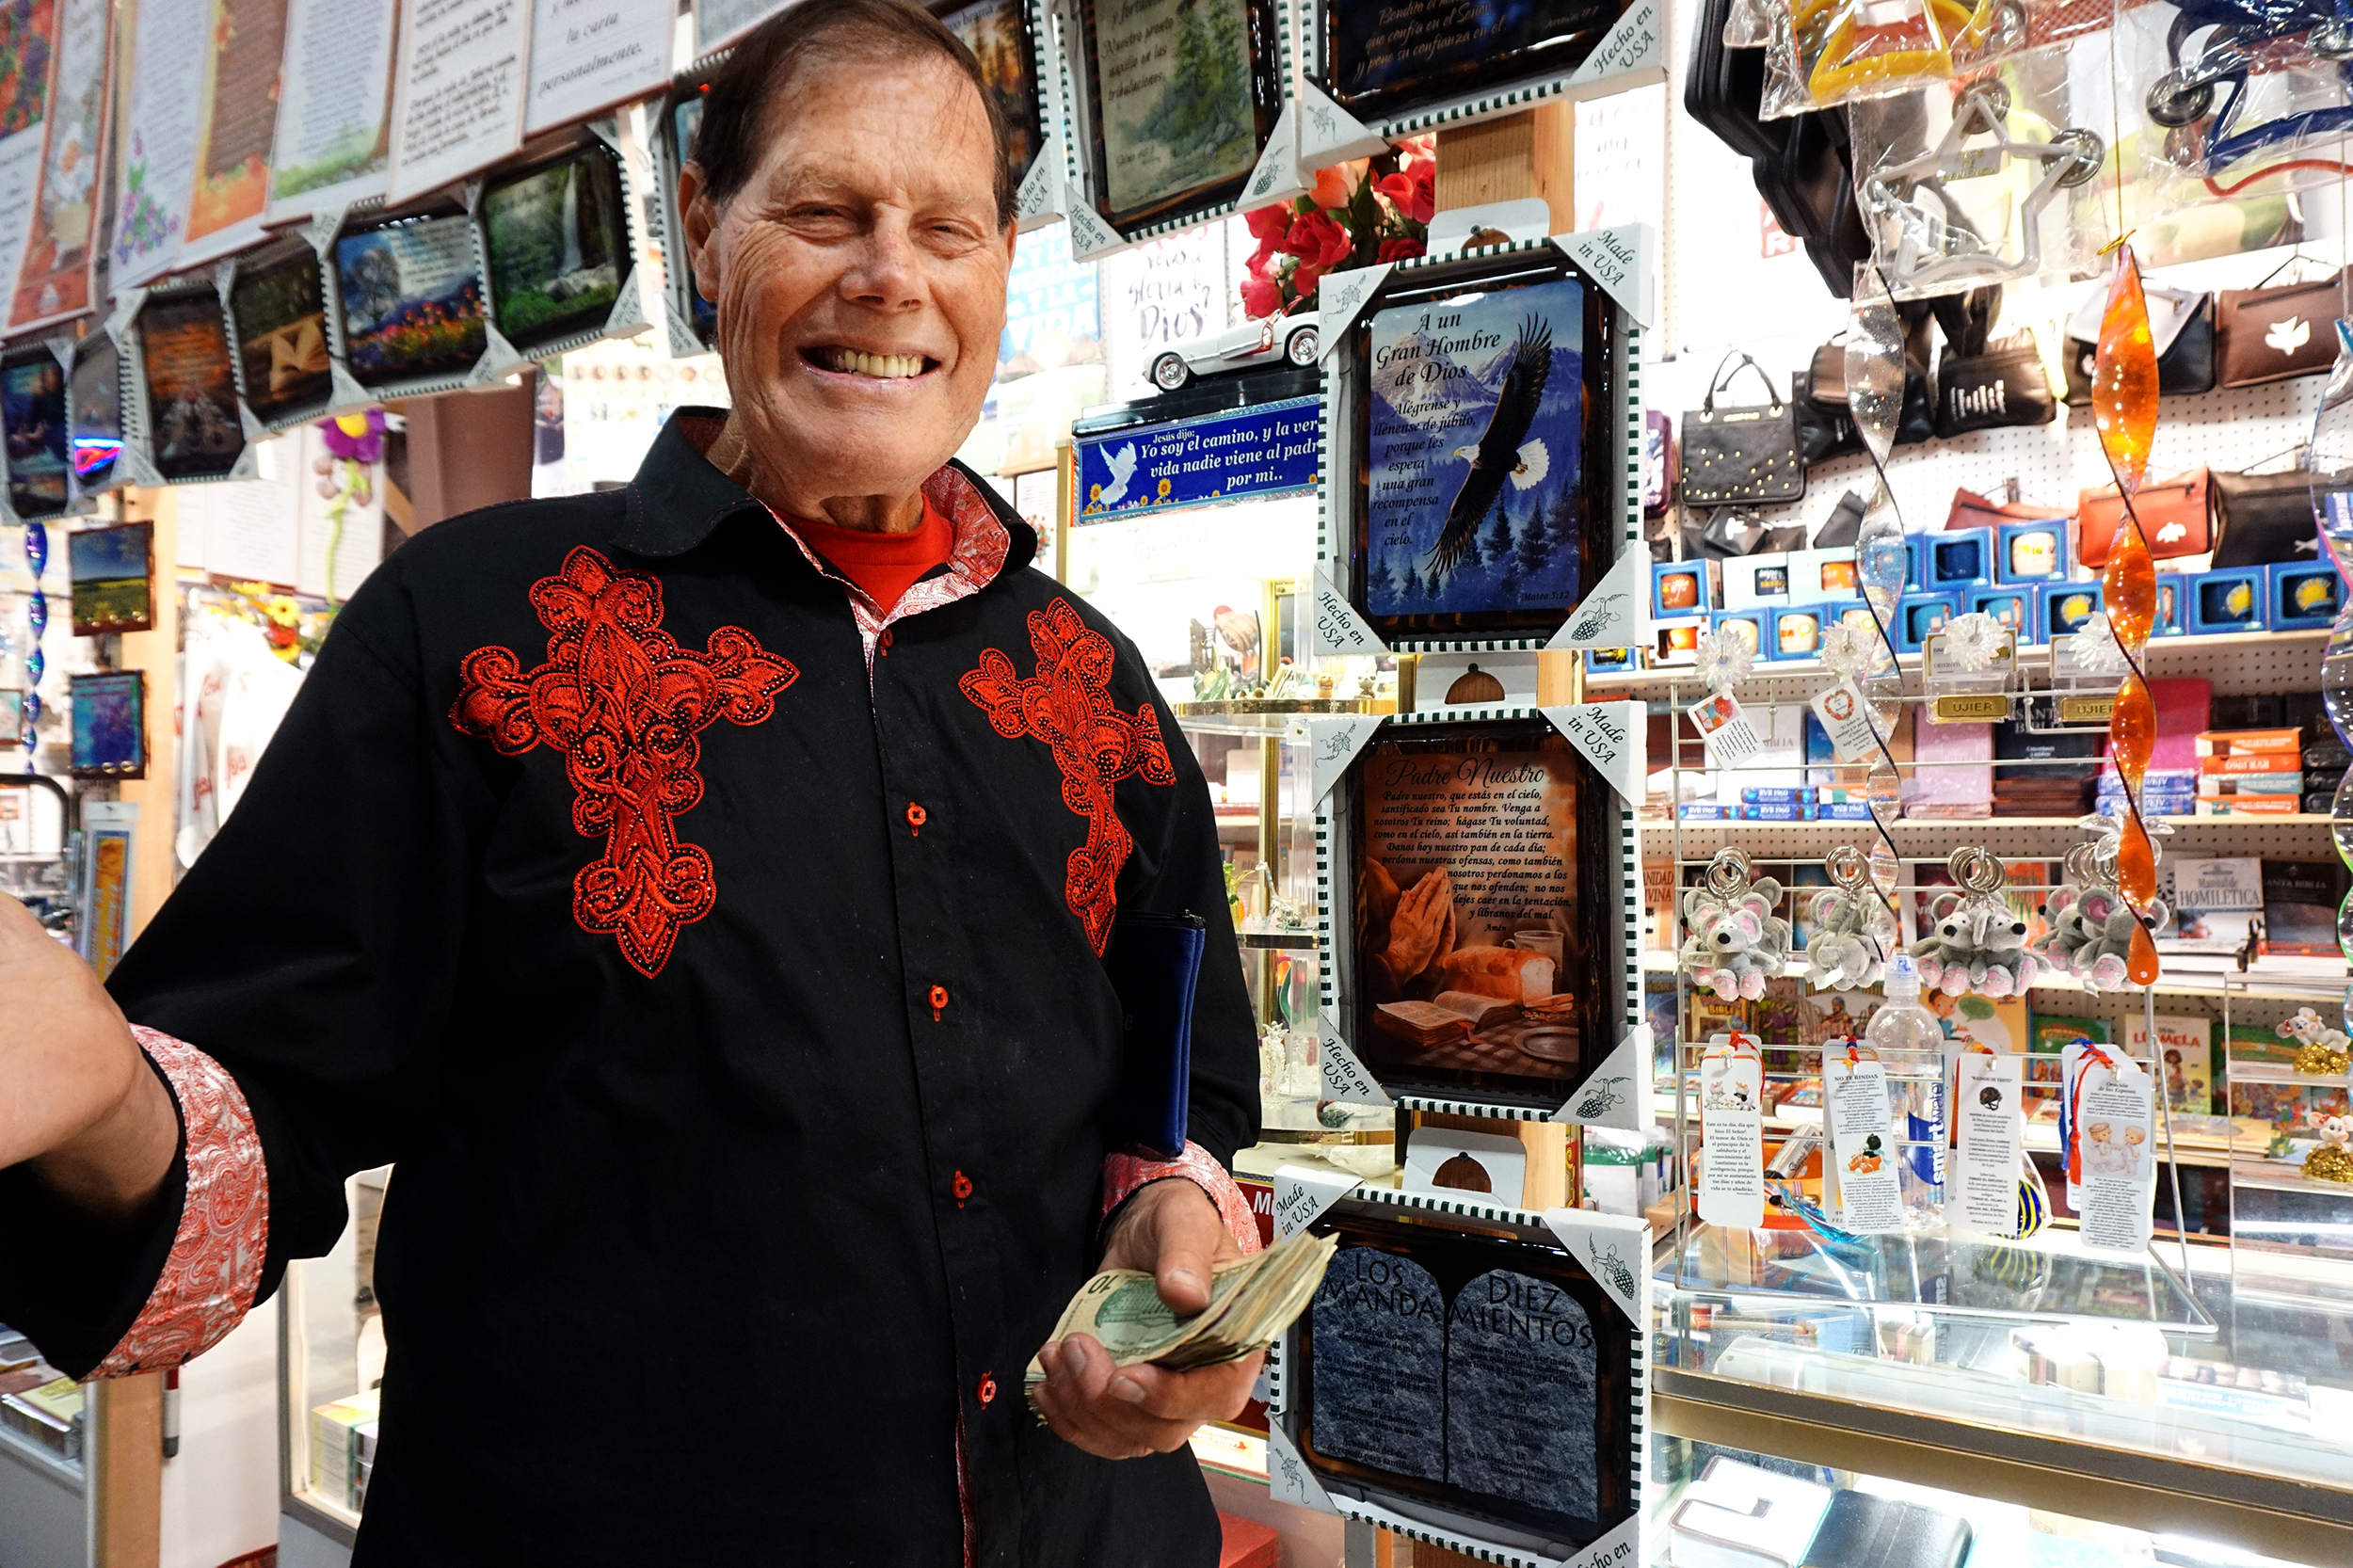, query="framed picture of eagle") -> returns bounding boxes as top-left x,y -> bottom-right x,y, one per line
1344,246 -> 1621,641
